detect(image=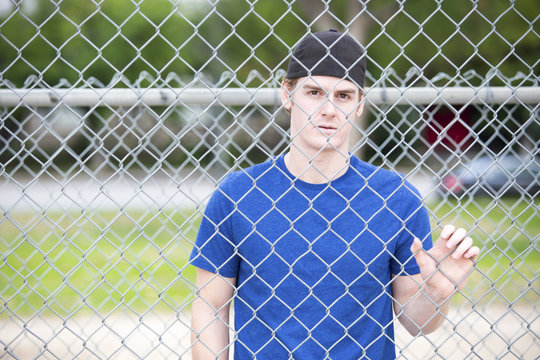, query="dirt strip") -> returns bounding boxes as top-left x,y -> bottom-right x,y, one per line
1,305 -> 538,359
